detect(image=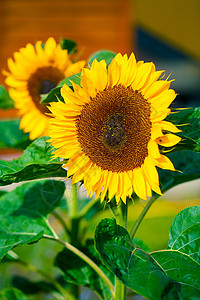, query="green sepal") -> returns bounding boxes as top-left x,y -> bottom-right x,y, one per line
60,38 -> 78,54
